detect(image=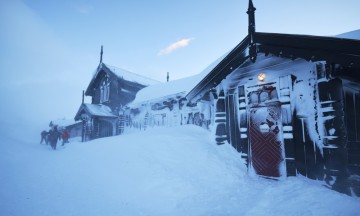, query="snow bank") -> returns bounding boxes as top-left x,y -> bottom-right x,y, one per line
0,125 -> 359,216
